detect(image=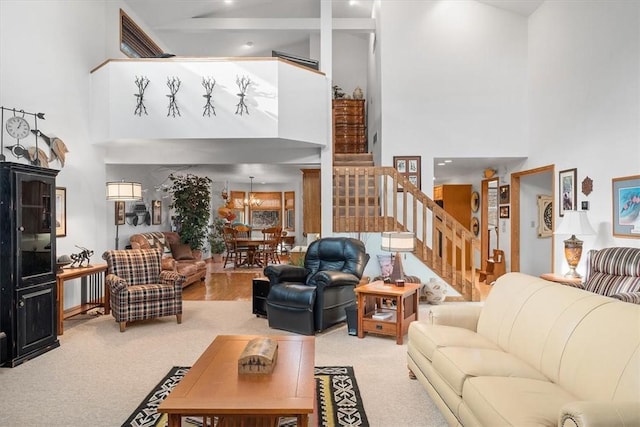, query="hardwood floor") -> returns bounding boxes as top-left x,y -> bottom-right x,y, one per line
183,255 -> 492,302
181,257 -> 284,301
